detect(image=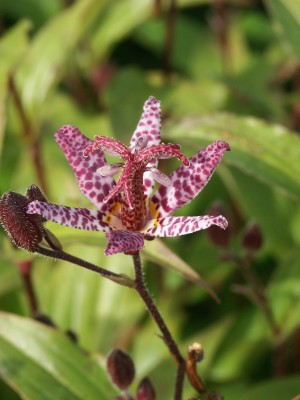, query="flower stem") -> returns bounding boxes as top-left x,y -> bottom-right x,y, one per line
18,260 -> 39,316
8,76 -> 48,196
132,252 -> 185,400
37,246 -> 134,287
227,251 -> 284,376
